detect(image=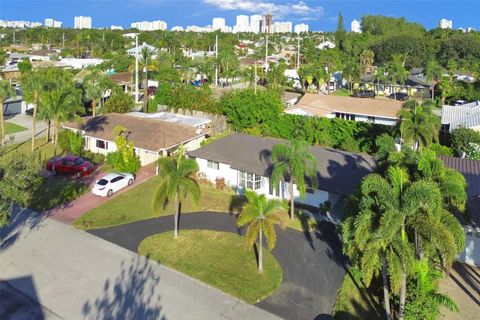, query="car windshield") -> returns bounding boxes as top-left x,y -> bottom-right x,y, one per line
97,179 -> 109,186
75,157 -> 84,165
